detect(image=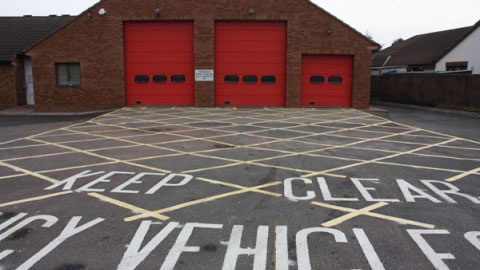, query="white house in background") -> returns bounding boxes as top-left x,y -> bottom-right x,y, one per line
435,22 -> 480,74
372,19 -> 480,75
